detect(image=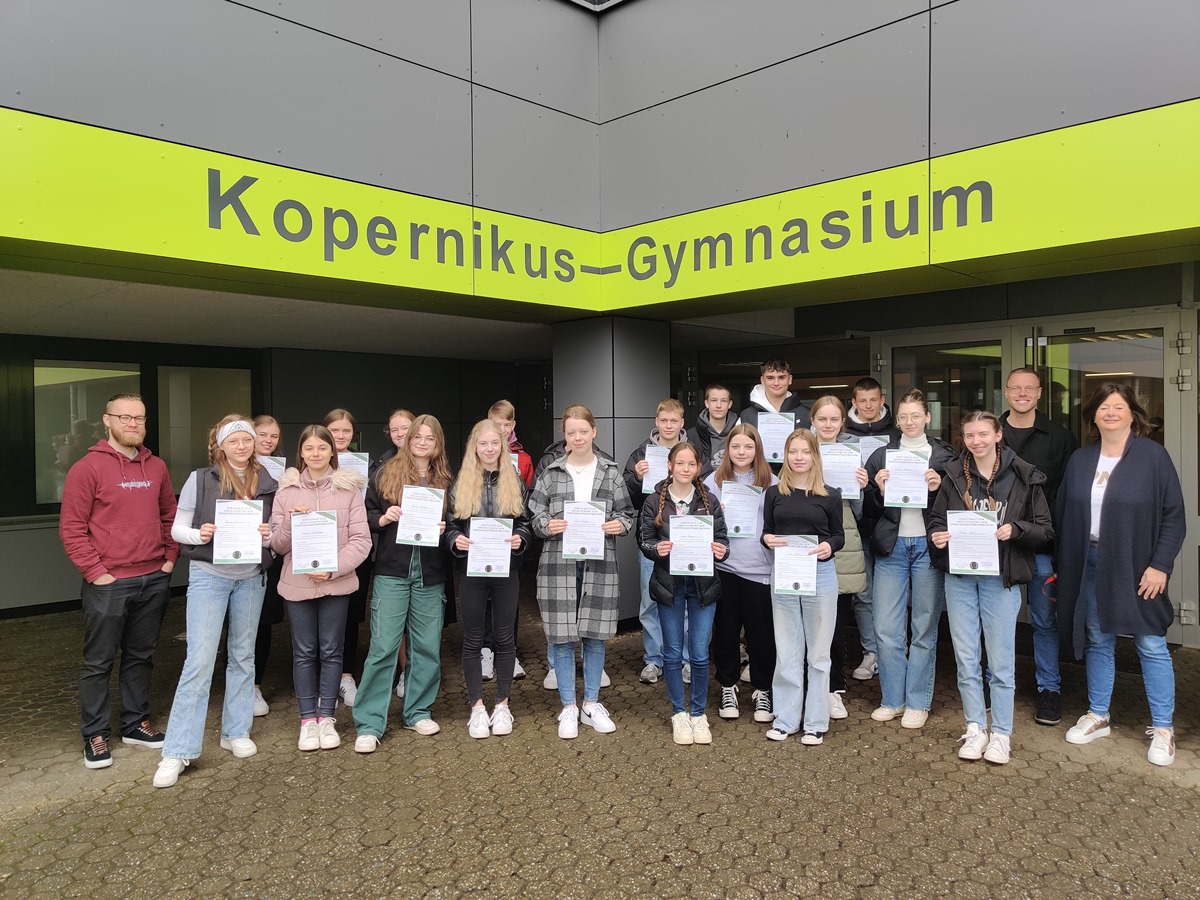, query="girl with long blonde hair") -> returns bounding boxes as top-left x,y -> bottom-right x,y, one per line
444,420 -> 533,738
